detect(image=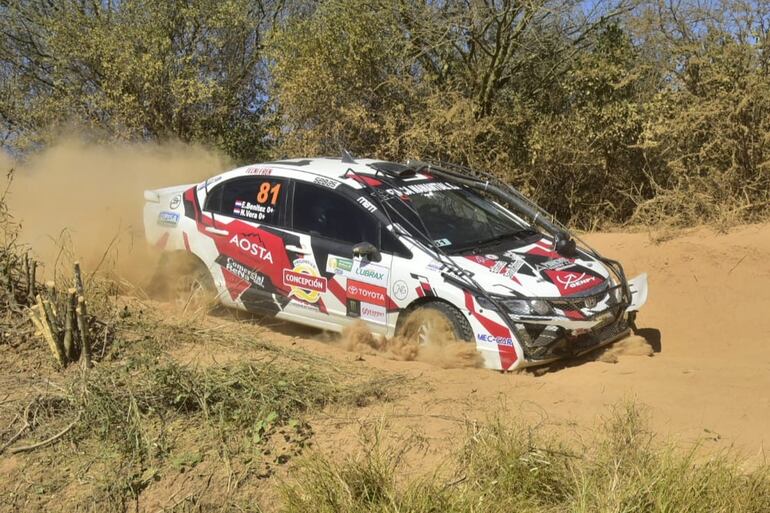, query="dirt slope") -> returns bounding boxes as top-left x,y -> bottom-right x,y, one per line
240,224 -> 770,464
